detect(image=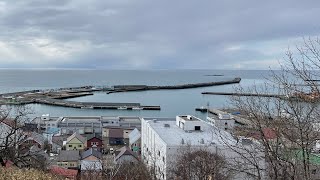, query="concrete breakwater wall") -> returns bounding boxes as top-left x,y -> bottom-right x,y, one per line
34,98 -> 160,110
201,91 -> 283,98
0,85 -> 160,110
108,77 -> 241,94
